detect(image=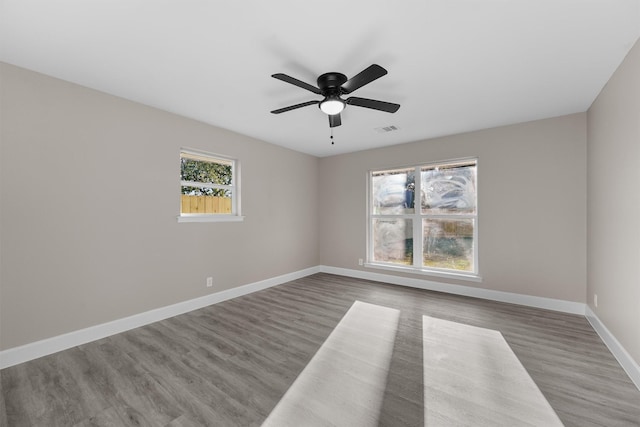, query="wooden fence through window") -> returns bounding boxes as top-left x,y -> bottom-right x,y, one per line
181,195 -> 232,214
